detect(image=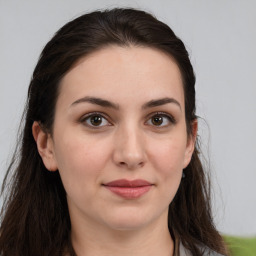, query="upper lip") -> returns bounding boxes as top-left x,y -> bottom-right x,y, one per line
104,179 -> 152,187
